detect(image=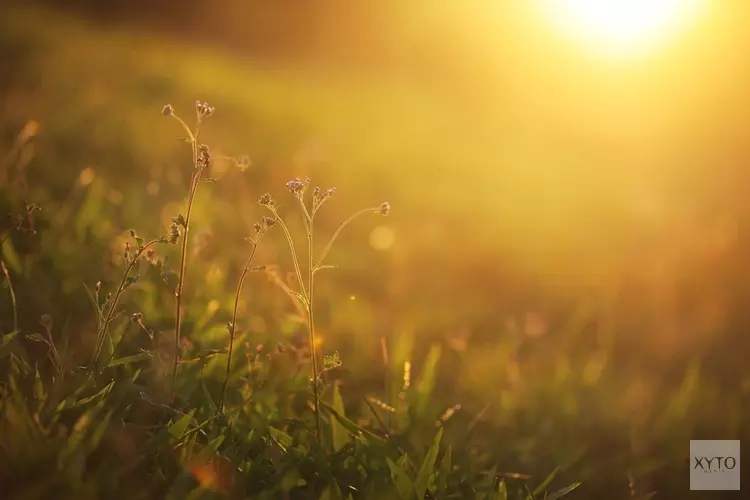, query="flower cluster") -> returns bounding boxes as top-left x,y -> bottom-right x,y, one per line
285,177 -> 311,197
258,193 -> 275,207
197,144 -> 211,171
377,201 -> 390,216
312,186 -> 336,209
161,104 -> 174,116
253,215 -> 276,234
165,221 -> 181,244
196,100 -> 215,119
